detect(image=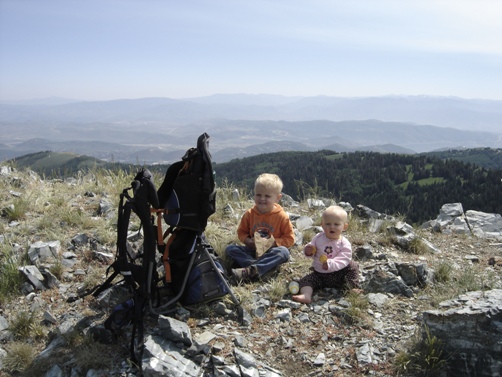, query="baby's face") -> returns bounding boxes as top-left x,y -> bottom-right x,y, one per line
254,184 -> 281,214
322,211 -> 348,240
